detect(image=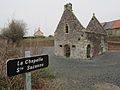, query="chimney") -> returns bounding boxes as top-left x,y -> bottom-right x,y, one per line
64,3 -> 72,11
